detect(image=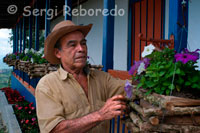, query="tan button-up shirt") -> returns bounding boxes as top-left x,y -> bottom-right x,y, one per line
36,67 -> 126,133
